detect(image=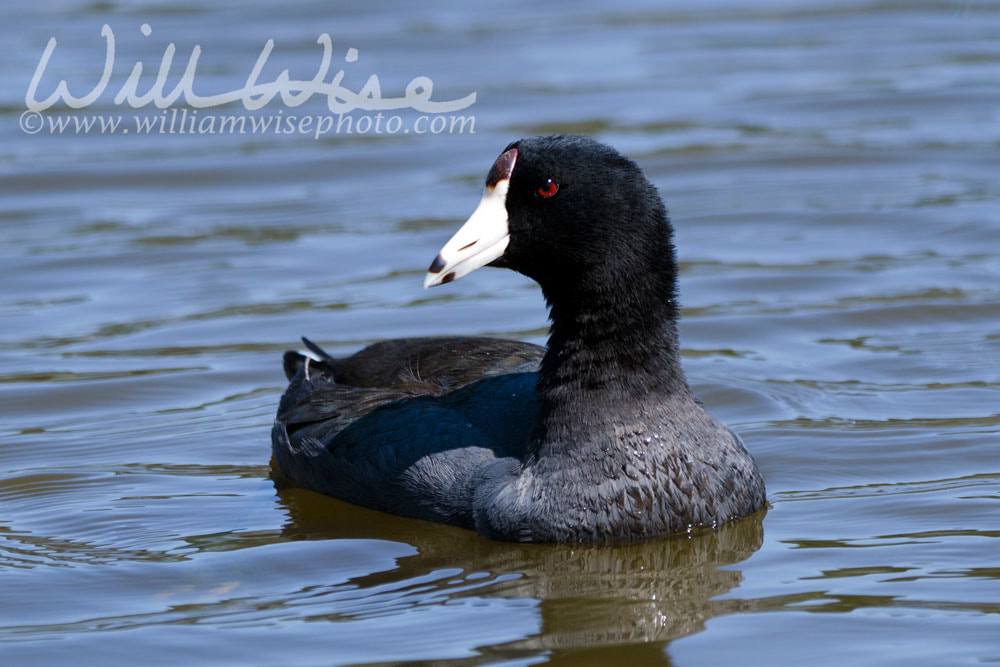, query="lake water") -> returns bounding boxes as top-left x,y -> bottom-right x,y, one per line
2,1 -> 998,665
